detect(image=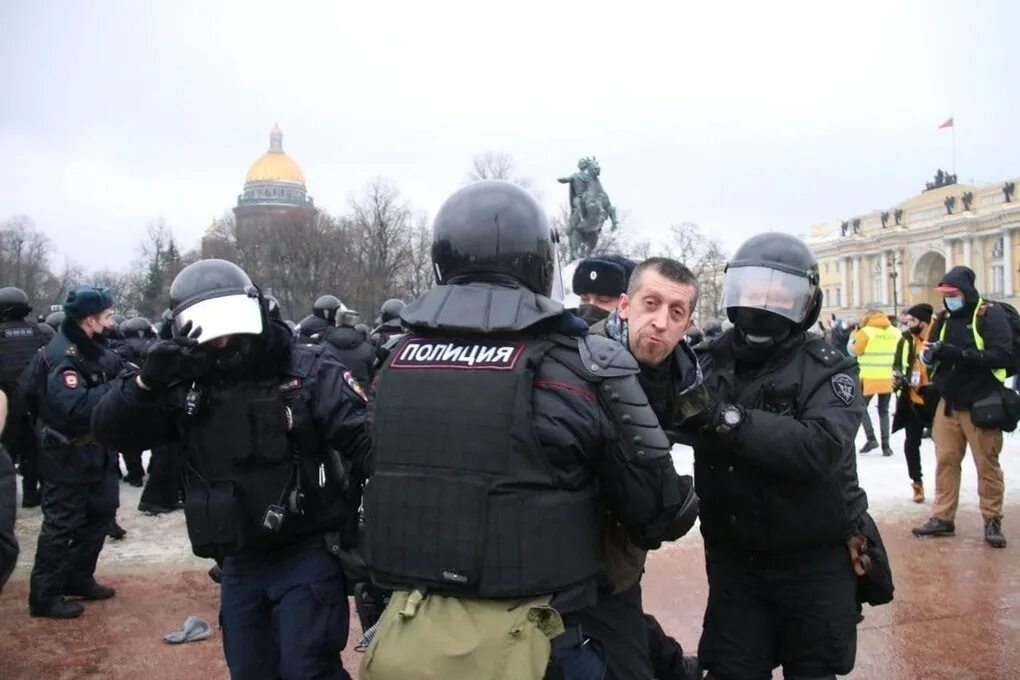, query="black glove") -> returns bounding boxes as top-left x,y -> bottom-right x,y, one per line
139,322 -> 203,390
892,372 -> 909,392
935,343 -> 963,361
